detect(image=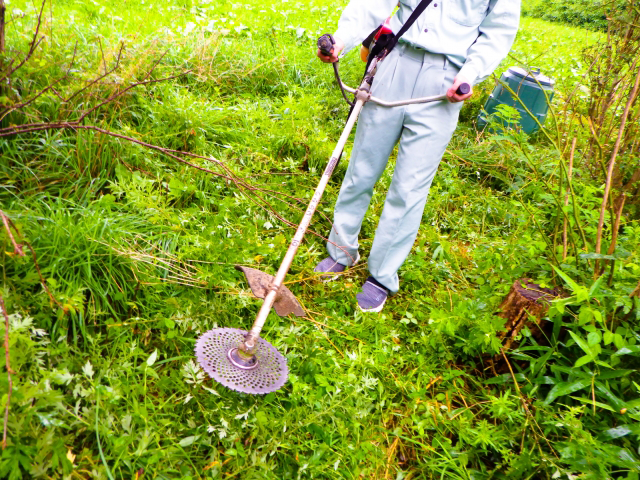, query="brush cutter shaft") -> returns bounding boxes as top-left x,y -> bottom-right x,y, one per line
242,98 -> 366,354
